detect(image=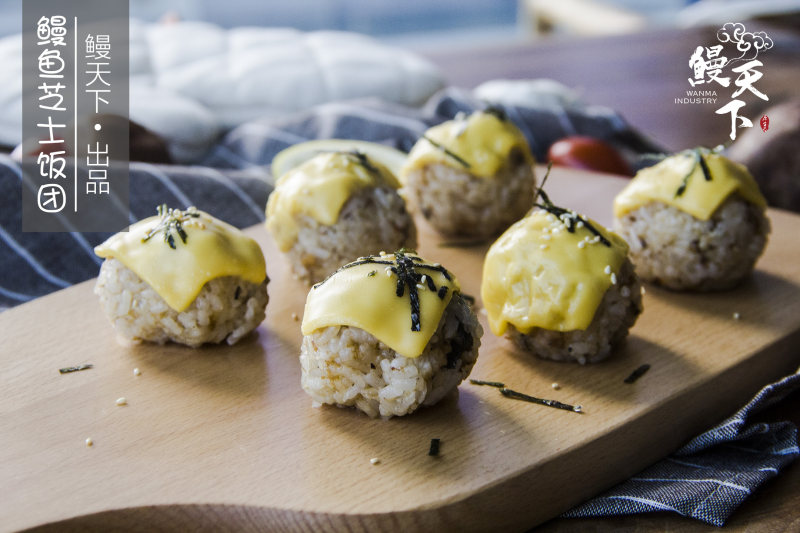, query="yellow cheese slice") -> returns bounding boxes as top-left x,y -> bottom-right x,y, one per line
481,209 -> 629,335
301,253 -> 459,358
402,110 -> 534,178
266,151 -> 401,251
614,151 -> 766,220
95,207 -> 266,312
